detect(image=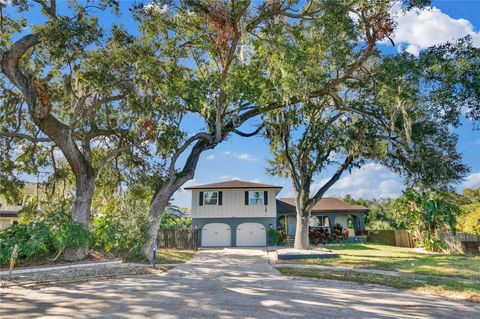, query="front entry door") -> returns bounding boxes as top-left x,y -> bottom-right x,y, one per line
287,216 -> 296,236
